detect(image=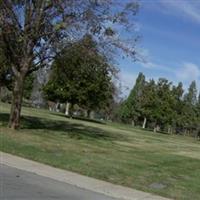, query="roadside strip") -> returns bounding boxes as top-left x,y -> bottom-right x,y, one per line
0,152 -> 171,200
